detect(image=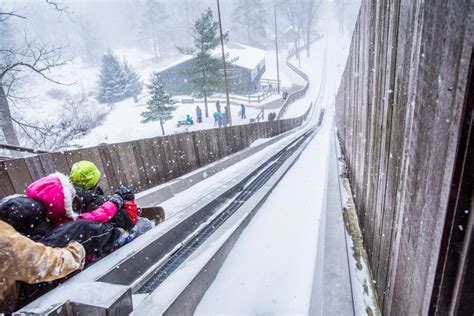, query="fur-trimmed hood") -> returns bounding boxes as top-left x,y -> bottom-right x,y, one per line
26,172 -> 78,227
